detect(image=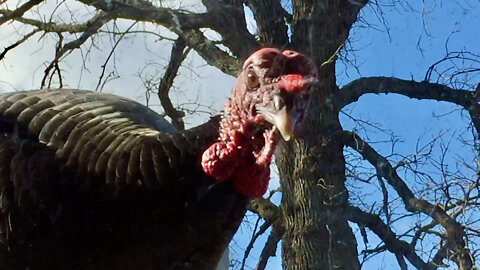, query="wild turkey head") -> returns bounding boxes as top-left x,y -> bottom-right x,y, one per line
202,48 -> 318,197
